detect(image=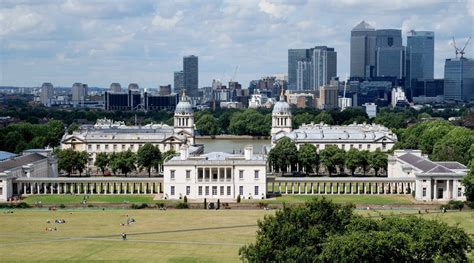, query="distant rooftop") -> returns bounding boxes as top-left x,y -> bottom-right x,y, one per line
352,20 -> 375,31
0,151 -> 17,161
0,153 -> 46,173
